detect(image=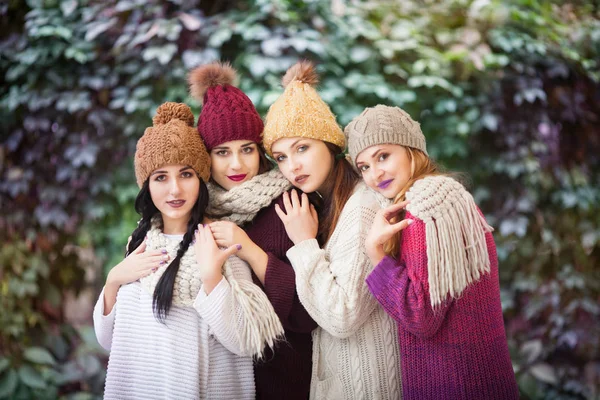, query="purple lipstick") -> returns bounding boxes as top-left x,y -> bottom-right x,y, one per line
377,179 -> 393,189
